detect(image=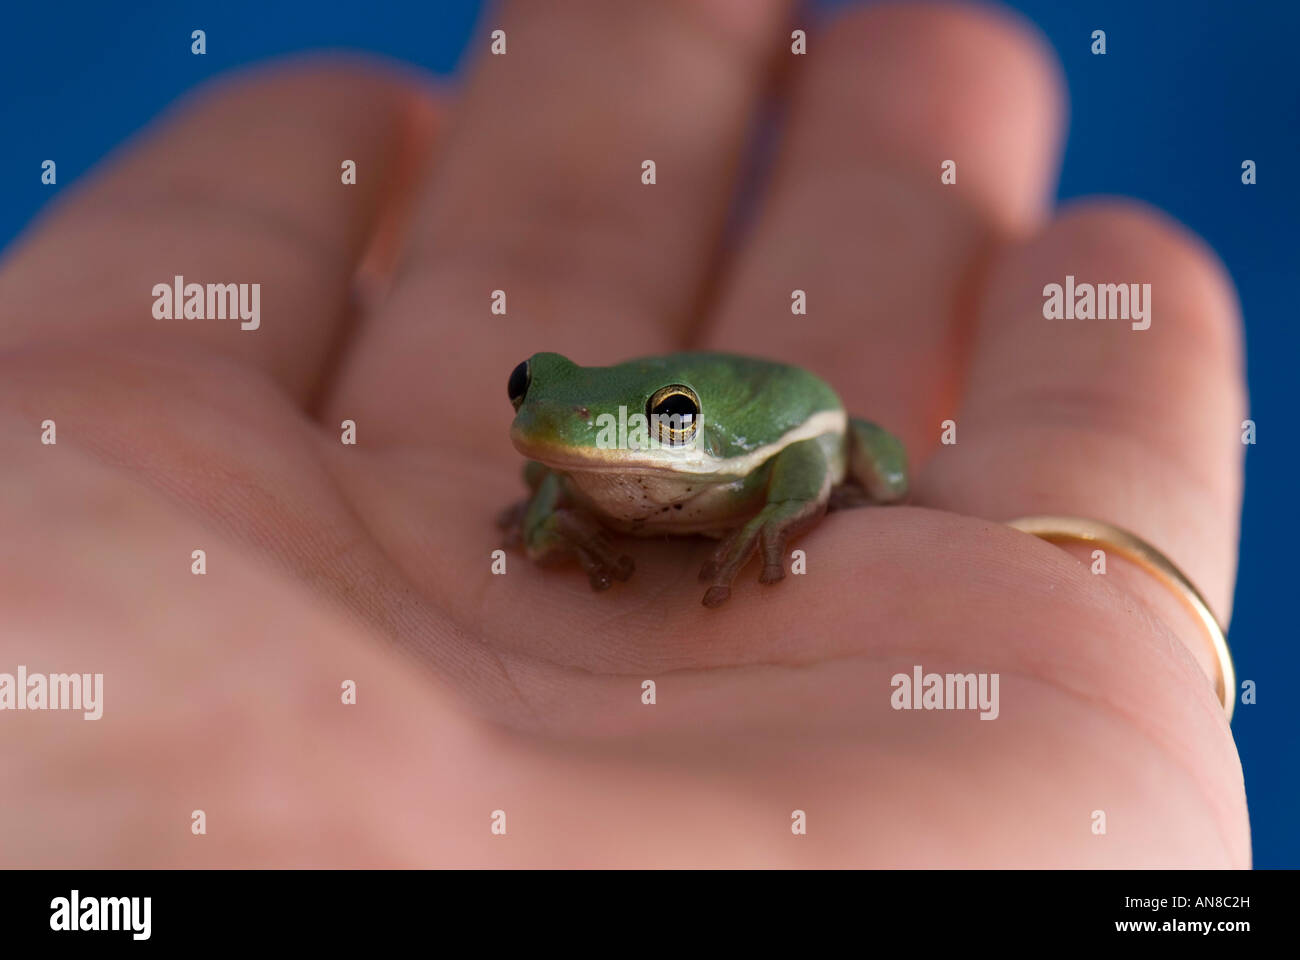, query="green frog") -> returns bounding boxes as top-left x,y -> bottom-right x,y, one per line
501,352 -> 908,607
